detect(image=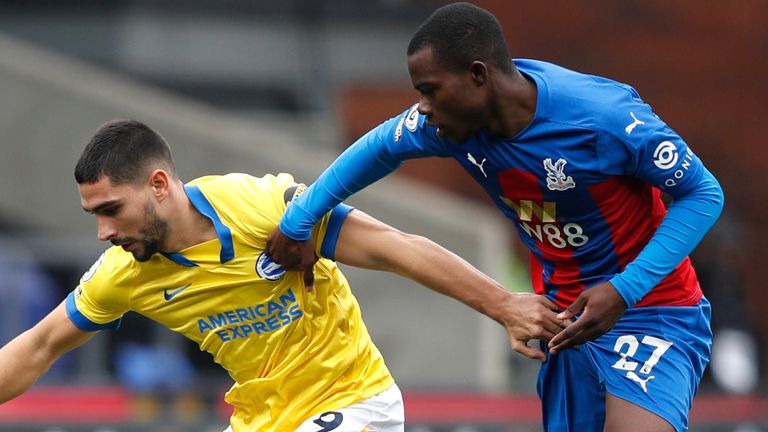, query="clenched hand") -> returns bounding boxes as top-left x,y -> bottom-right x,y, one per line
266,227 -> 318,291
